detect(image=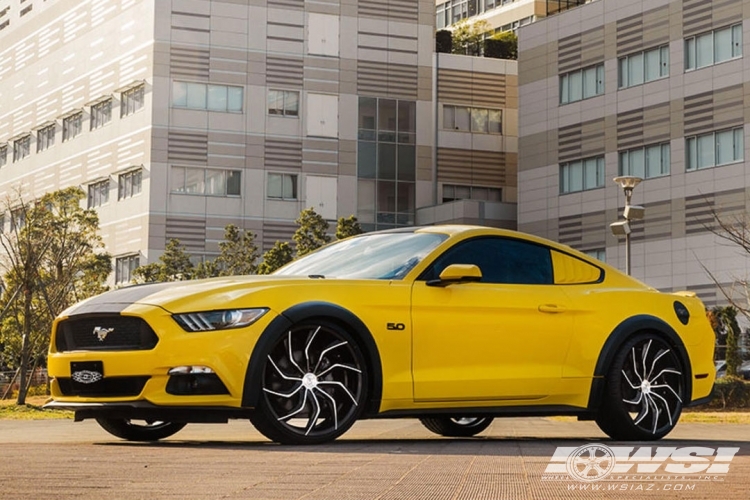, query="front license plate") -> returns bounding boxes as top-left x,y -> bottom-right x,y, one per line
70,361 -> 104,386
